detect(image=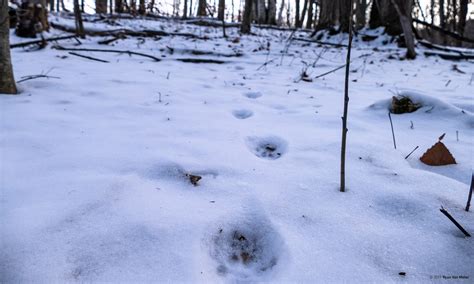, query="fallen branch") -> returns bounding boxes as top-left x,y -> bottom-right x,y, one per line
440,207 -> 471,237
413,18 -> 474,44
164,46 -> 243,57
293,37 -> 348,48
175,58 -> 227,64
184,18 -> 240,28
418,40 -> 474,56
424,51 -> 474,61
314,53 -> 372,79
98,35 -> 127,45
52,45 -> 161,61
10,35 -> 80,48
50,22 -> 207,40
68,52 -> 110,63
314,64 -> 346,79
16,74 -> 60,83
